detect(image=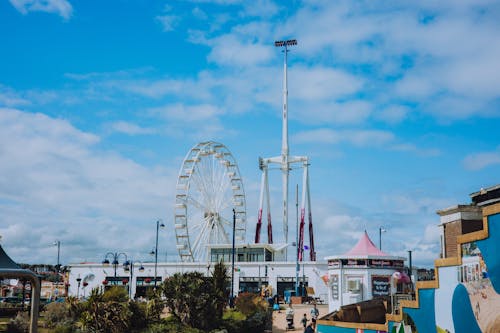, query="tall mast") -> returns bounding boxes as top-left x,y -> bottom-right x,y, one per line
255,39 -> 315,262
275,39 -> 296,253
